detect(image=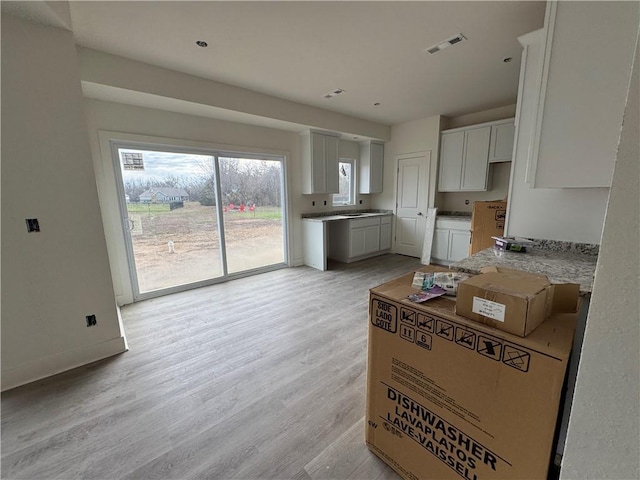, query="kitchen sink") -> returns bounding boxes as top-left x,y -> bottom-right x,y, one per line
342,213 -> 365,217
